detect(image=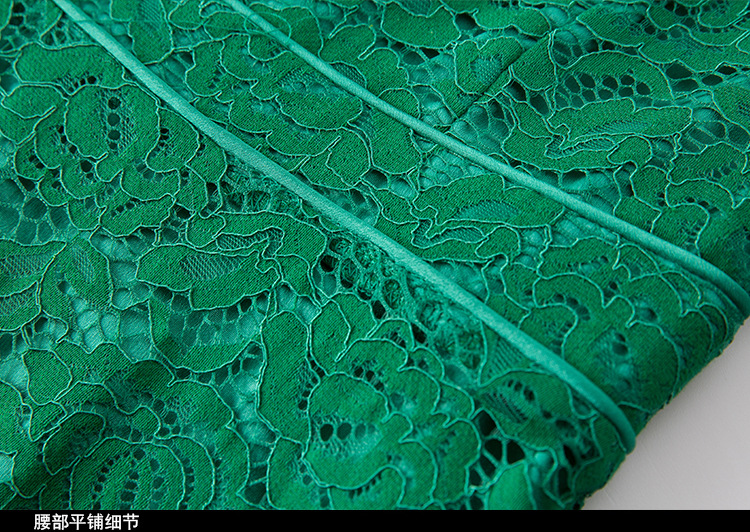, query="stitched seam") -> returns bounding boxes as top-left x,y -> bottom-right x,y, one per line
226,0 -> 750,318
52,0 -> 637,452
